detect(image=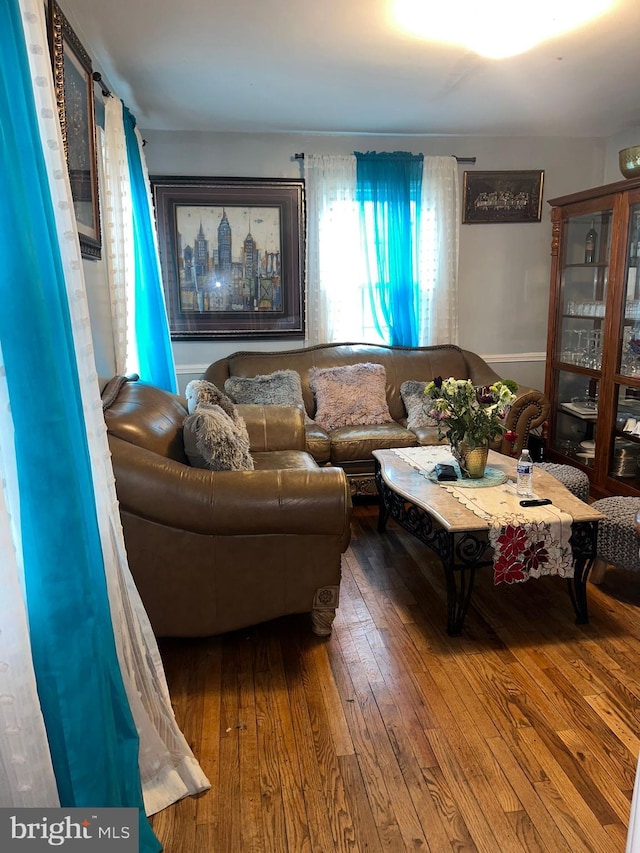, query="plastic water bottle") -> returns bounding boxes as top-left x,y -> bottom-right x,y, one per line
516,448 -> 534,497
